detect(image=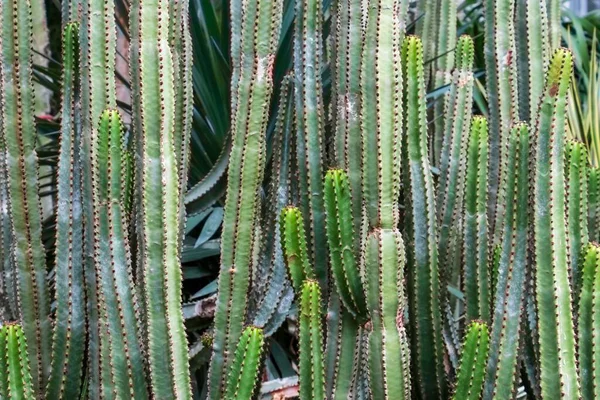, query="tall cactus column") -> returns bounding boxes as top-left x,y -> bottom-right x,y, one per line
0,0 -> 51,392
533,48 -> 580,400
136,0 -> 192,397
208,0 -> 283,398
